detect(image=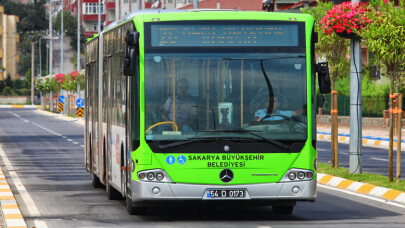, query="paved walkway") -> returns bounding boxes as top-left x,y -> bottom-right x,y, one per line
317,124 -> 405,149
